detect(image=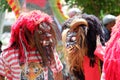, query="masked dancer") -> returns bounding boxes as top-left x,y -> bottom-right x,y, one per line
0,10 -> 63,80
62,14 -> 105,80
